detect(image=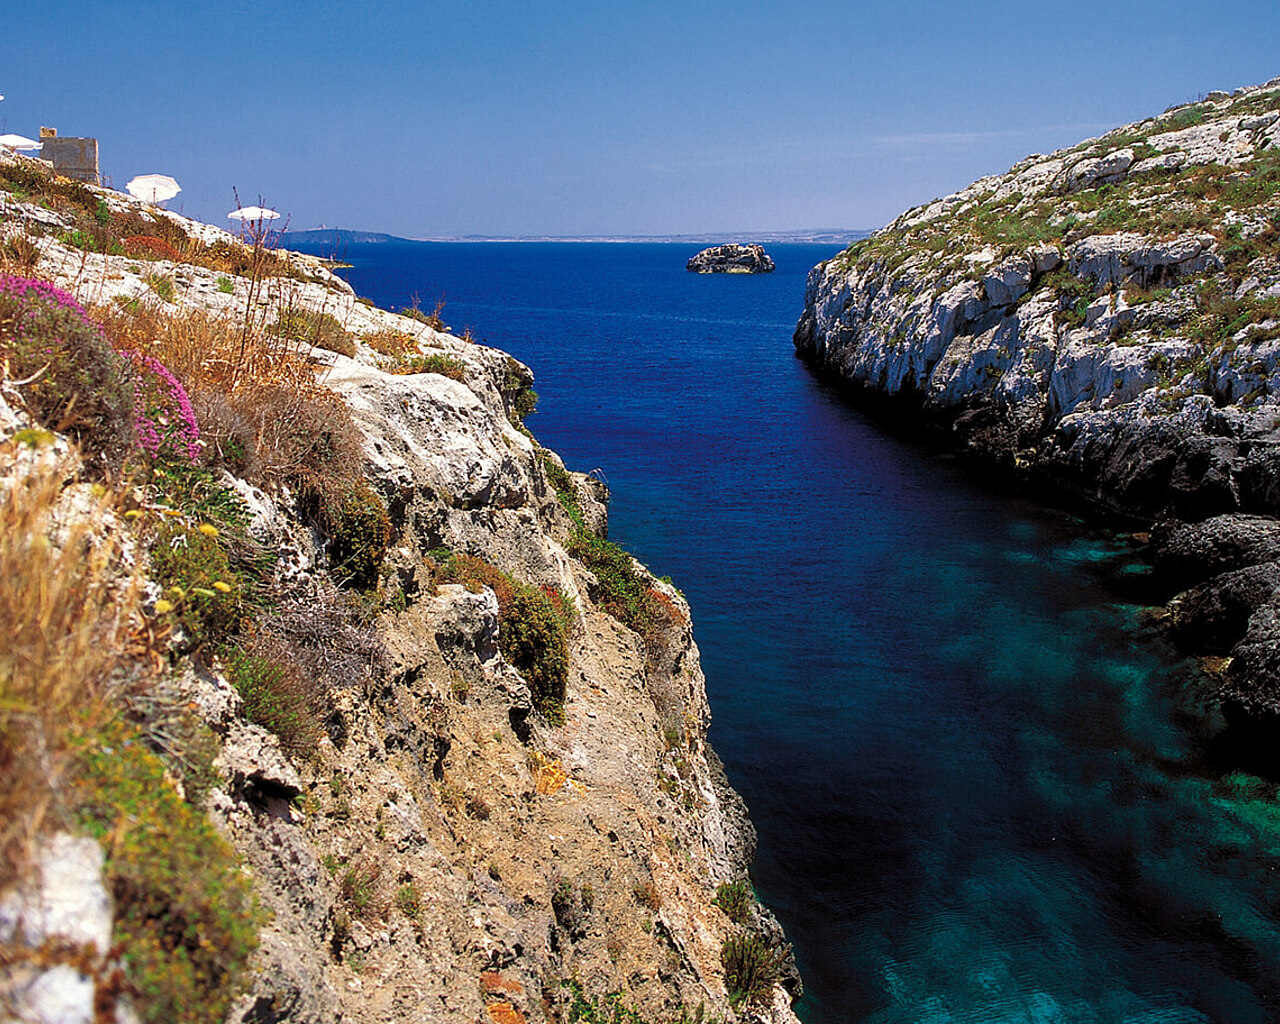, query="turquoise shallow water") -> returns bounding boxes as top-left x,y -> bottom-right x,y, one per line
304,241 -> 1280,1022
